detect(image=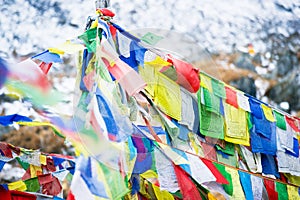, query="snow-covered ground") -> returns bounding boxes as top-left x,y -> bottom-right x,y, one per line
1,0 -> 299,57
